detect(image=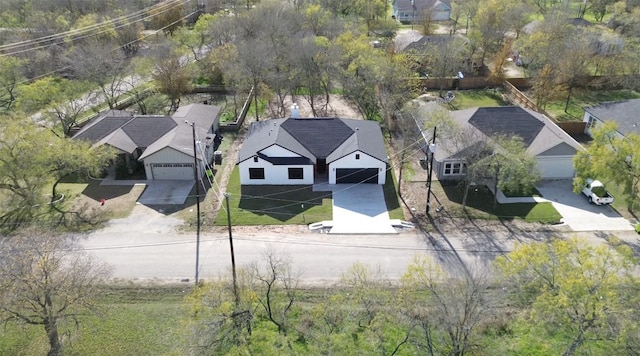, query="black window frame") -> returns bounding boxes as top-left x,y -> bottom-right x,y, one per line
288,167 -> 304,180
249,168 -> 265,179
